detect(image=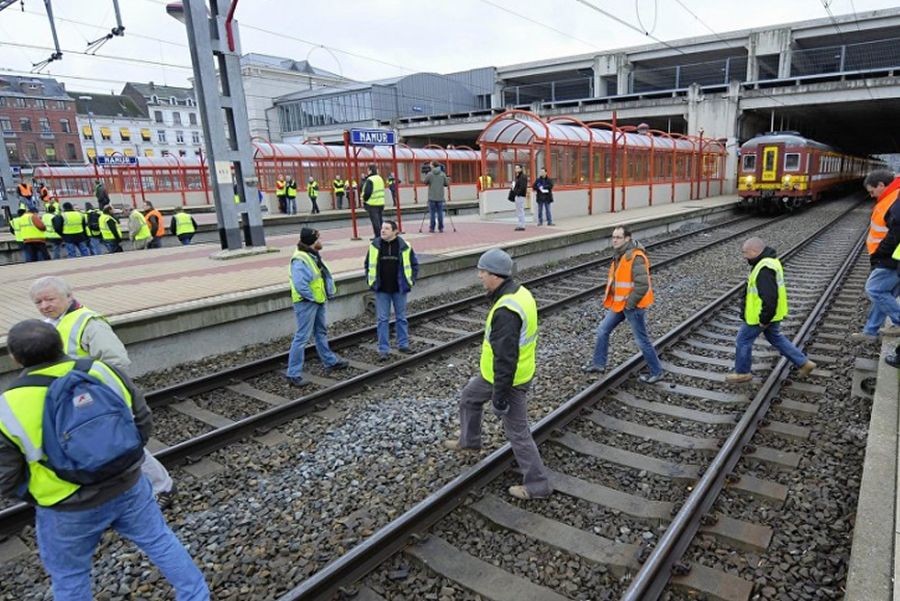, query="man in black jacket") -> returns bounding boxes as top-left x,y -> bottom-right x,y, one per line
726,237 -> 816,384
511,164 -> 528,231
444,249 -> 551,500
